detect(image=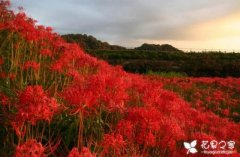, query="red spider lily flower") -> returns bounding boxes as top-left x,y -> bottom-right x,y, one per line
5,12 -> 40,41
0,72 -> 16,80
15,85 -> 59,125
68,147 -> 96,157
0,0 -> 11,18
62,84 -> 99,115
50,61 -> 63,72
8,72 -> 16,80
101,133 -> 126,156
22,61 -> 40,71
40,49 -> 52,57
145,132 -> 156,146
222,109 -> 230,116
46,26 -> 53,32
66,69 -> 81,81
116,120 -> 134,140
15,139 -> 46,157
